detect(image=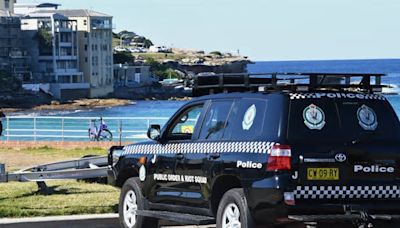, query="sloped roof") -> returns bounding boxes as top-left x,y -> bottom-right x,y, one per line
25,12 -> 68,20
37,3 -> 61,8
45,9 -> 112,18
